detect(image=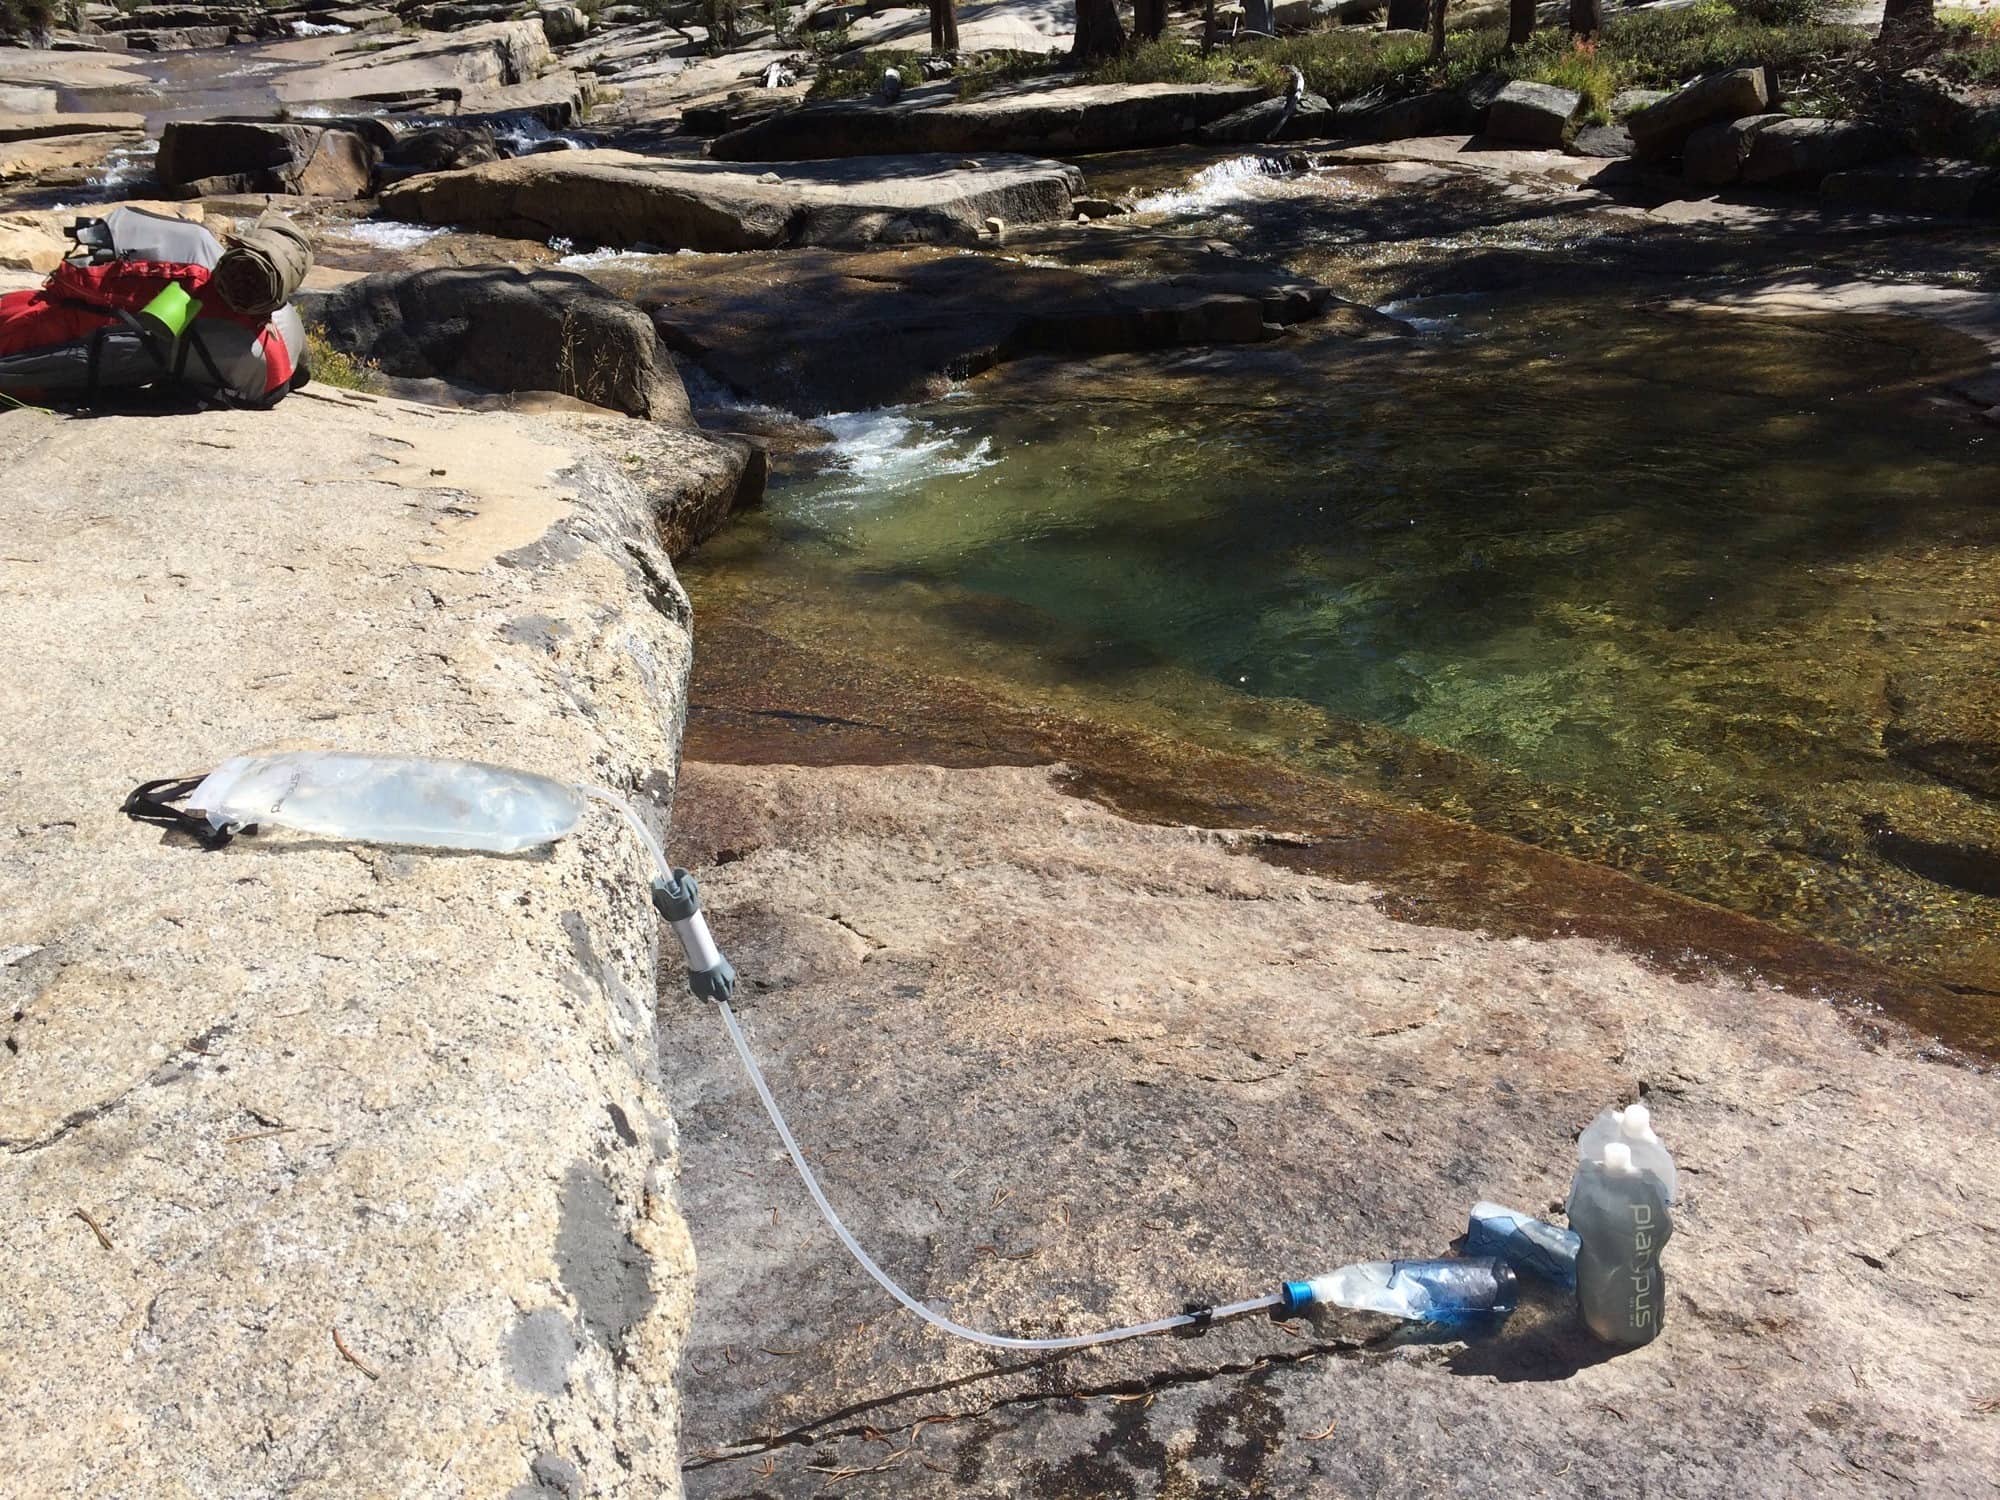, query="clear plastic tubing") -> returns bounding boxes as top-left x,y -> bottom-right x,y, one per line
590,784 -> 1292,1350
717,999 -> 1283,1350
